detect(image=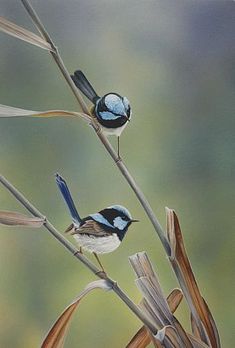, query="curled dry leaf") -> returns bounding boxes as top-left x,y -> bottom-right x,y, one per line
0,16 -> 53,51
165,208 -> 220,348
41,279 -> 111,348
0,210 -> 44,227
0,104 -> 91,122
